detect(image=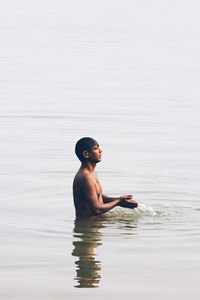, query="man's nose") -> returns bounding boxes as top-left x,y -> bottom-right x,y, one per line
99,148 -> 102,153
